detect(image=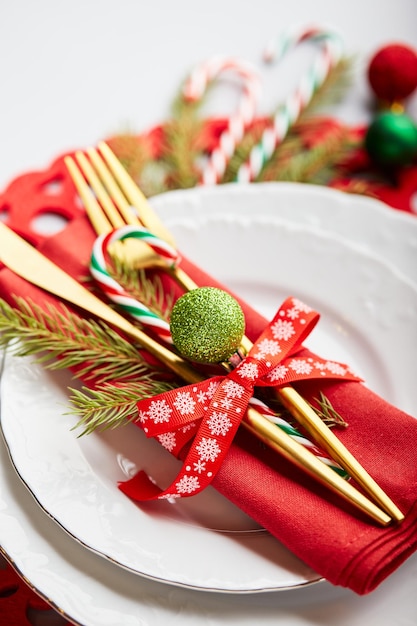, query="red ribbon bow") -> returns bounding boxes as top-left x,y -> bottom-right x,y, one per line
119,297 -> 360,501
